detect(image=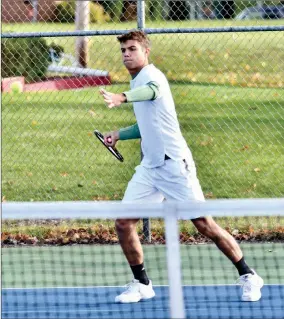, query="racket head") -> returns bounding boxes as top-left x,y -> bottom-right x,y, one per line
94,130 -> 124,162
